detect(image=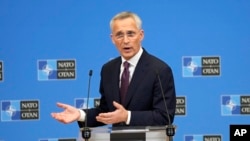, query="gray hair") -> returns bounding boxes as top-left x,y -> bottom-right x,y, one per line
109,11 -> 142,31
